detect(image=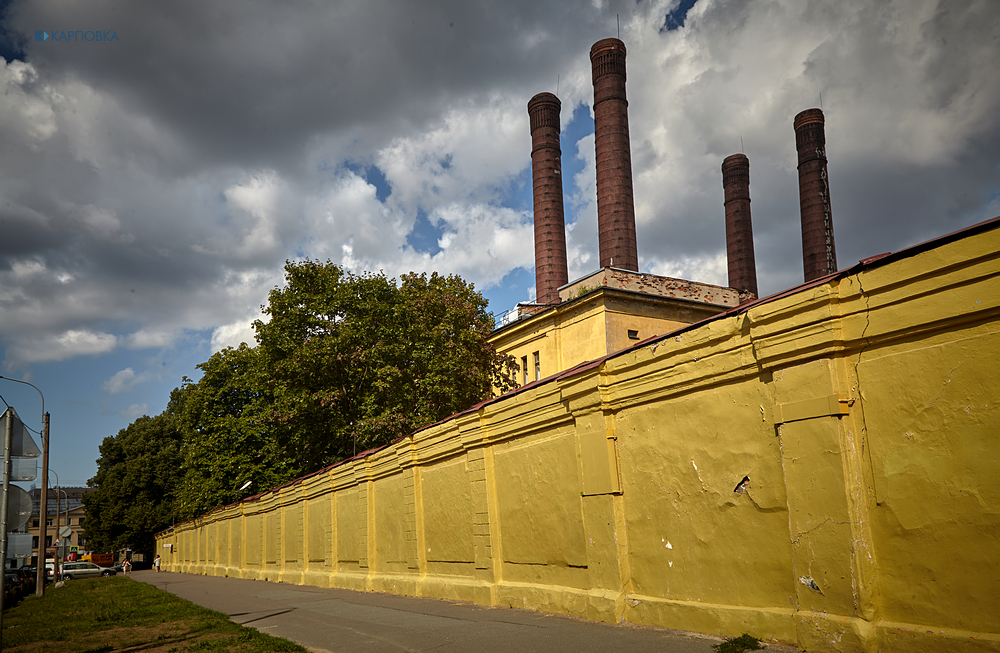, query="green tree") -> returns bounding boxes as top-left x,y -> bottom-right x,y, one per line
83,393 -> 184,554
175,344 -> 296,518
255,261 -> 518,473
